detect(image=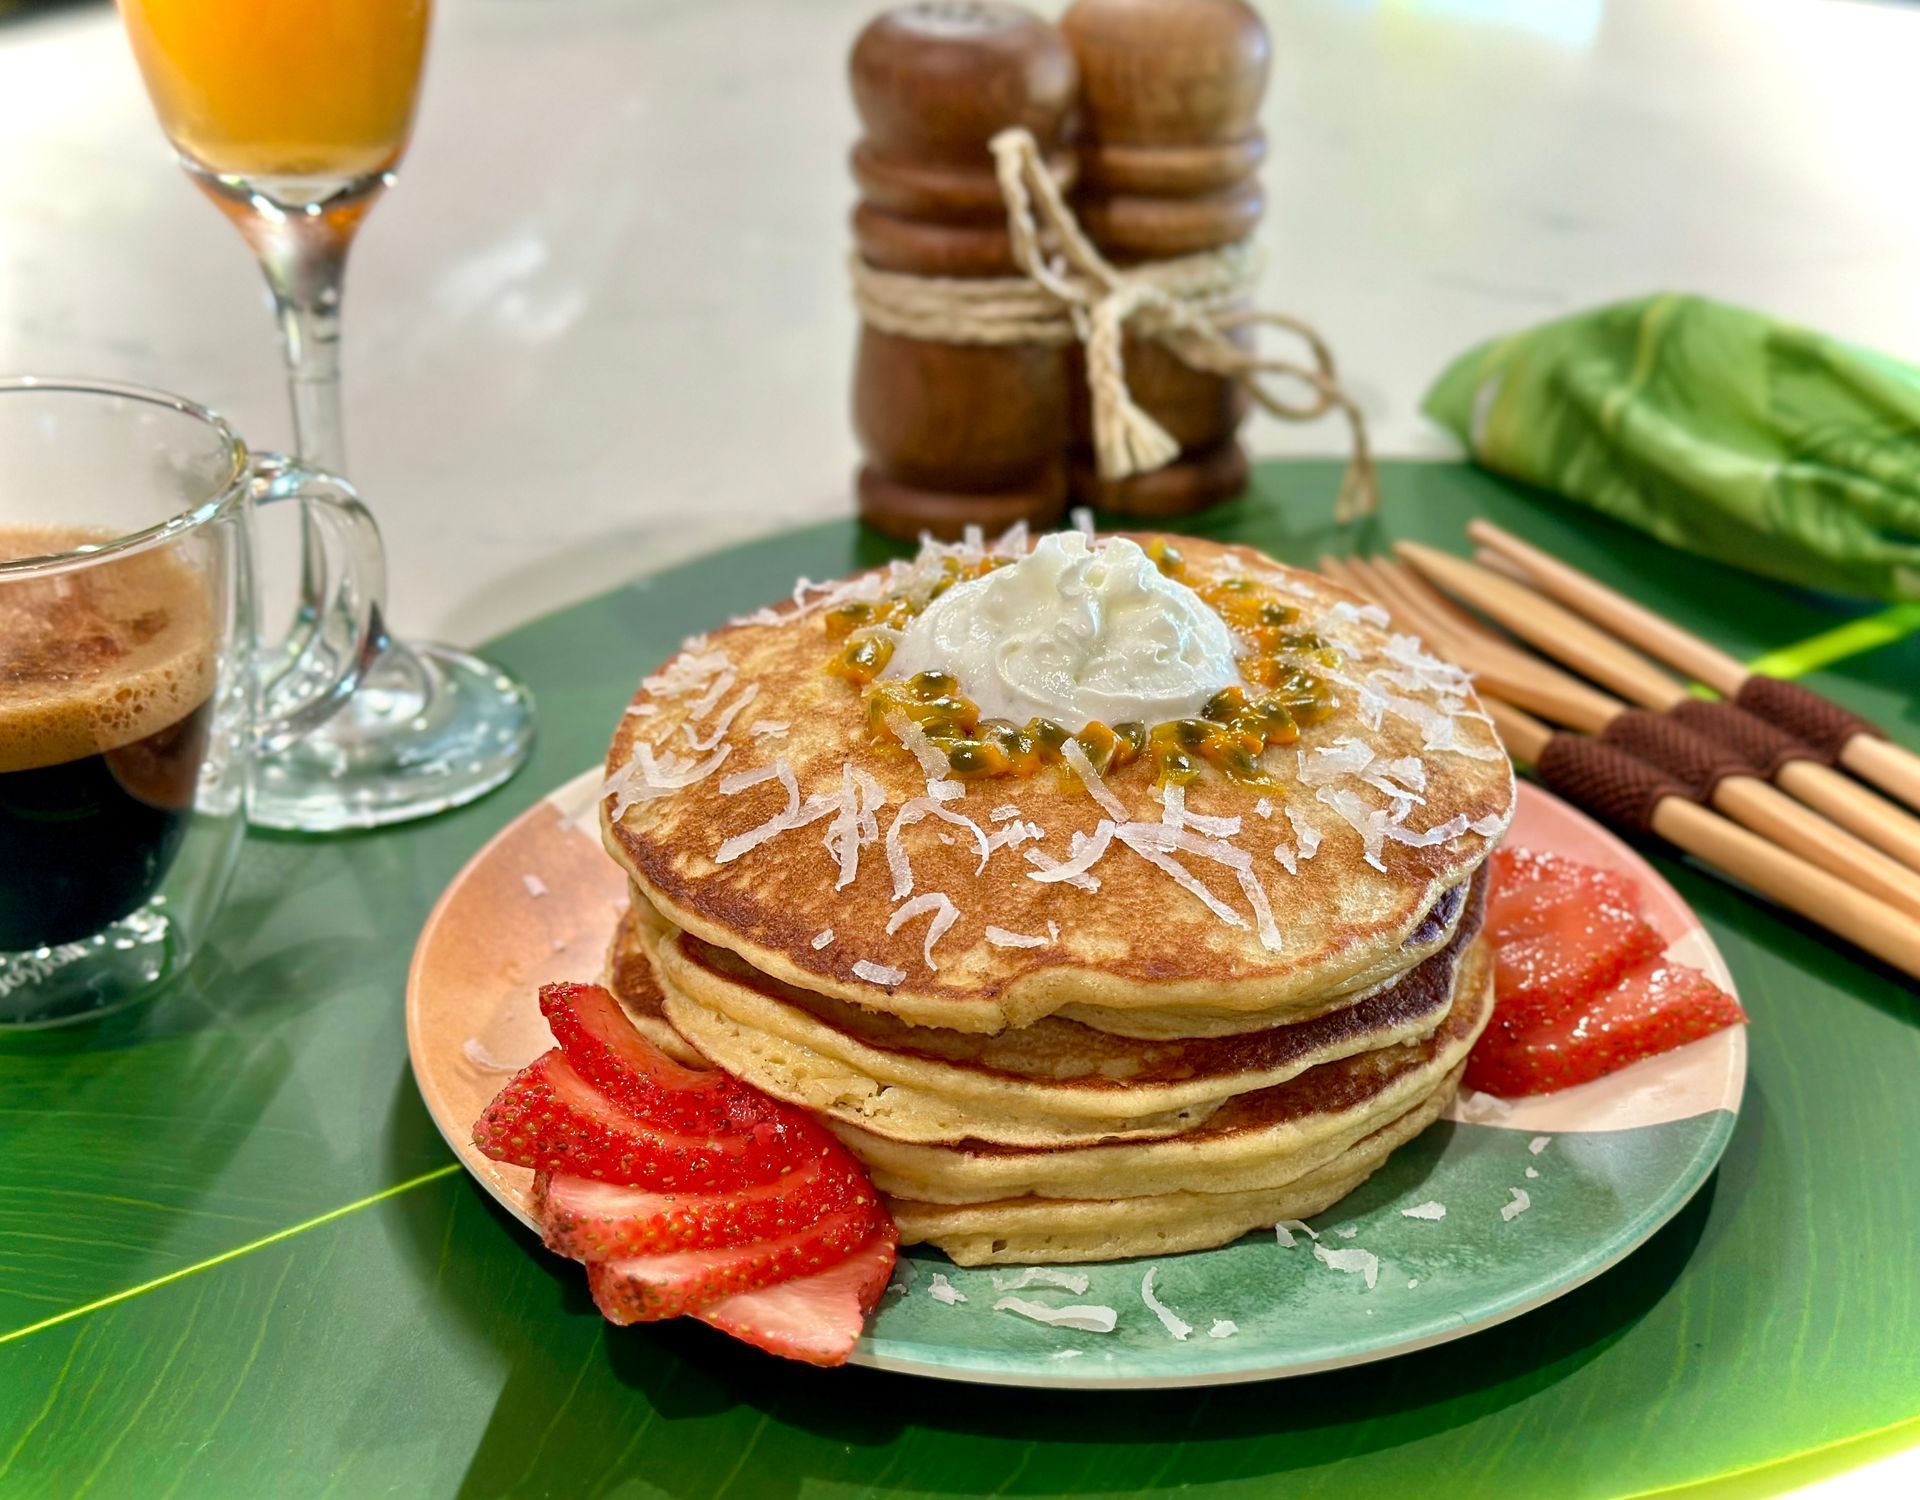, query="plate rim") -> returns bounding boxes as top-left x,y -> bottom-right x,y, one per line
407,769 -> 1744,1389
